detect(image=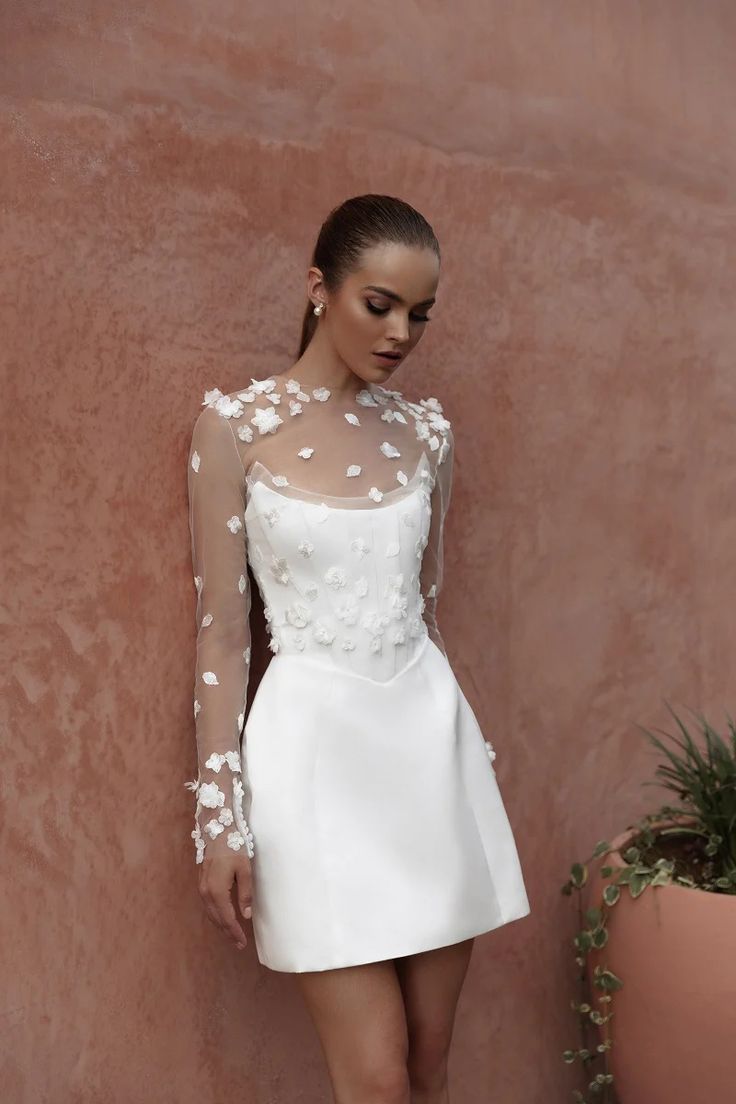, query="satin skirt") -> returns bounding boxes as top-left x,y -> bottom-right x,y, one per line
242,634 -> 531,972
